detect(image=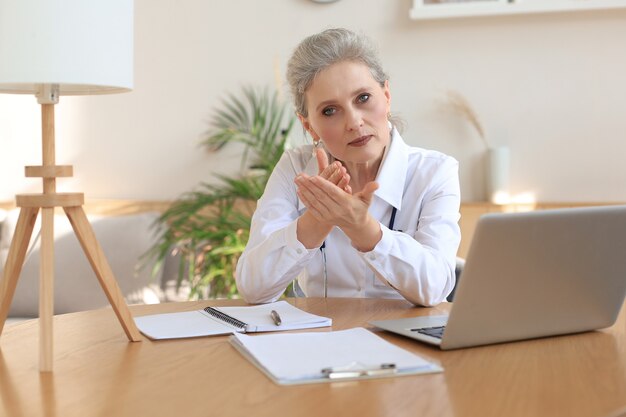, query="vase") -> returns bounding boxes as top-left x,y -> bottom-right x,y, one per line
486,146 -> 510,204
